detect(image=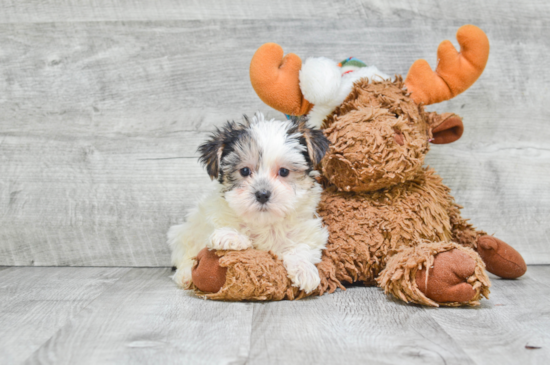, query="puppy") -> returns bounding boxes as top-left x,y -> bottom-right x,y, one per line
168,112 -> 330,293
